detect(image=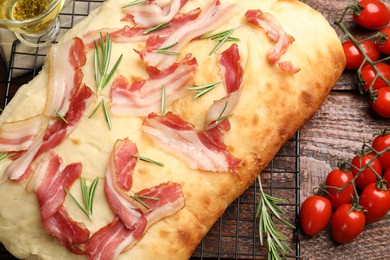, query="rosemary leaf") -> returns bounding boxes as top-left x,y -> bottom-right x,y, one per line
102,99 -> 112,130
65,188 -> 90,218
155,42 -> 180,56
54,109 -> 68,124
187,82 -> 220,99
161,85 -> 166,116
122,0 -> 147,8
209,29 -> 234,55
144,22 -> 170,34
89,100 -> 103,119
130,153 -> 164,167
130,193 -> 151,210
0,152 -> 13,161
138,194 -> 160,201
